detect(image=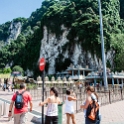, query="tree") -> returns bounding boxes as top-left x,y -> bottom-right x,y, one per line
120,0 -> 124,19
12,65 -> 24,74
110,33 -> 124,71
